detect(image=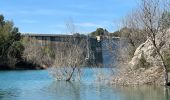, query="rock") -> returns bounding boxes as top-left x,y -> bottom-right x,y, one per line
130,29 -> 170,70
129,29 -> 170,85
112,29 -> 170,85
